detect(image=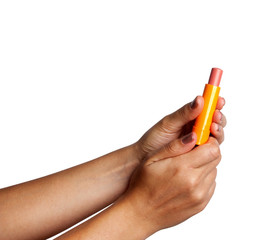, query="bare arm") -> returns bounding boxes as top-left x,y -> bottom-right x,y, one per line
56,136 -> 222,240
0,144 -> 140,240
0,96 -> 226,239
56,97 -> 227,240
